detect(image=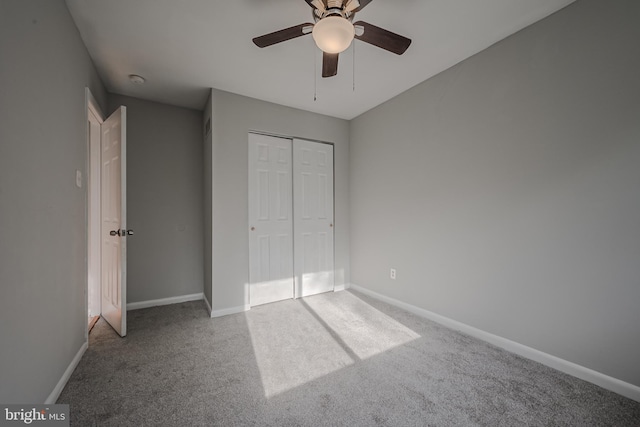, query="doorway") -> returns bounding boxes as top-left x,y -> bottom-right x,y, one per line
85,89 -> 129,338
248,133 -> 335,307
